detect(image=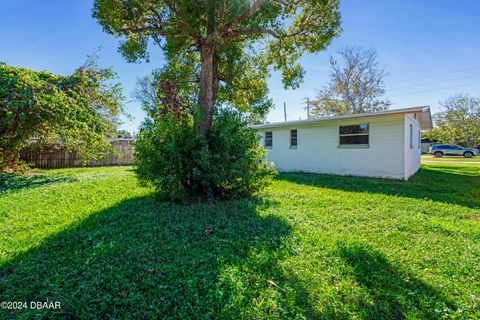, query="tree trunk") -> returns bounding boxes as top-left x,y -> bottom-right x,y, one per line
198,45 -> 216,138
